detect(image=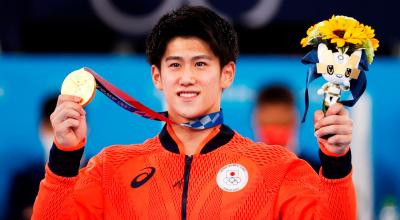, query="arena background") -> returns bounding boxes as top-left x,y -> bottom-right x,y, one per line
0,0 -> 399,219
